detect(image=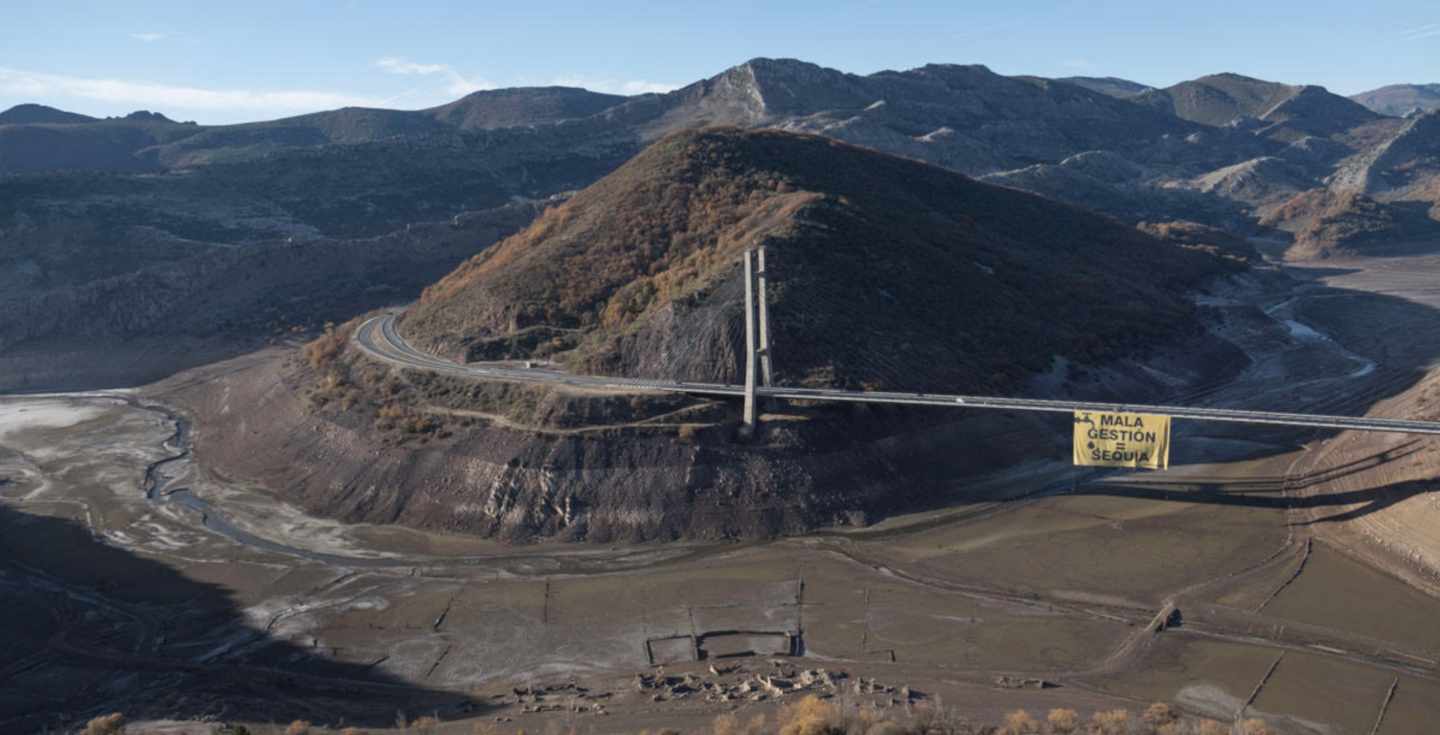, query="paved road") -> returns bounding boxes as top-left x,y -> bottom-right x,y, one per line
354,314 -> 1440,436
